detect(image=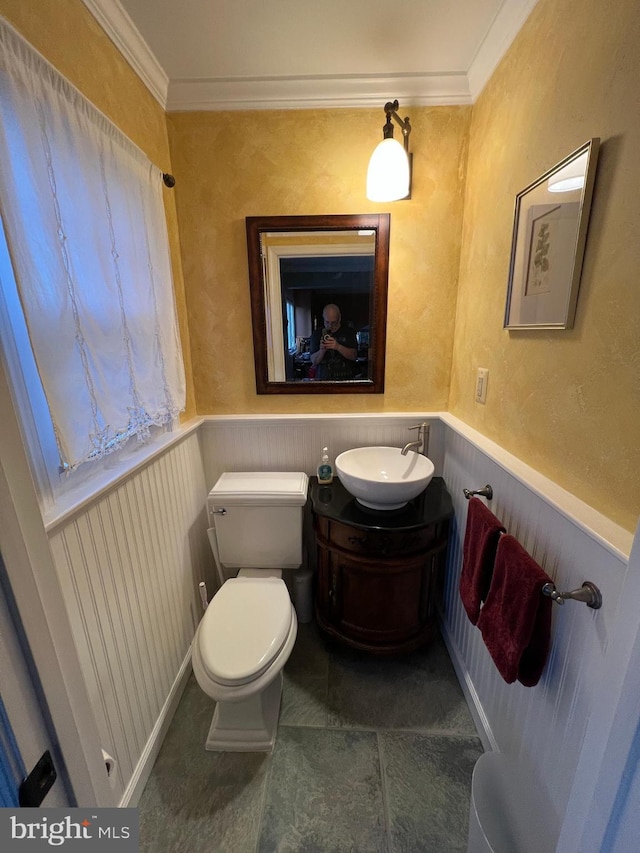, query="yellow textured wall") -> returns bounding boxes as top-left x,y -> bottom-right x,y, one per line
0,0 -> 196,419
3,0 -> 636,531
166,106 -> 470,414
449,0 -> 640,530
